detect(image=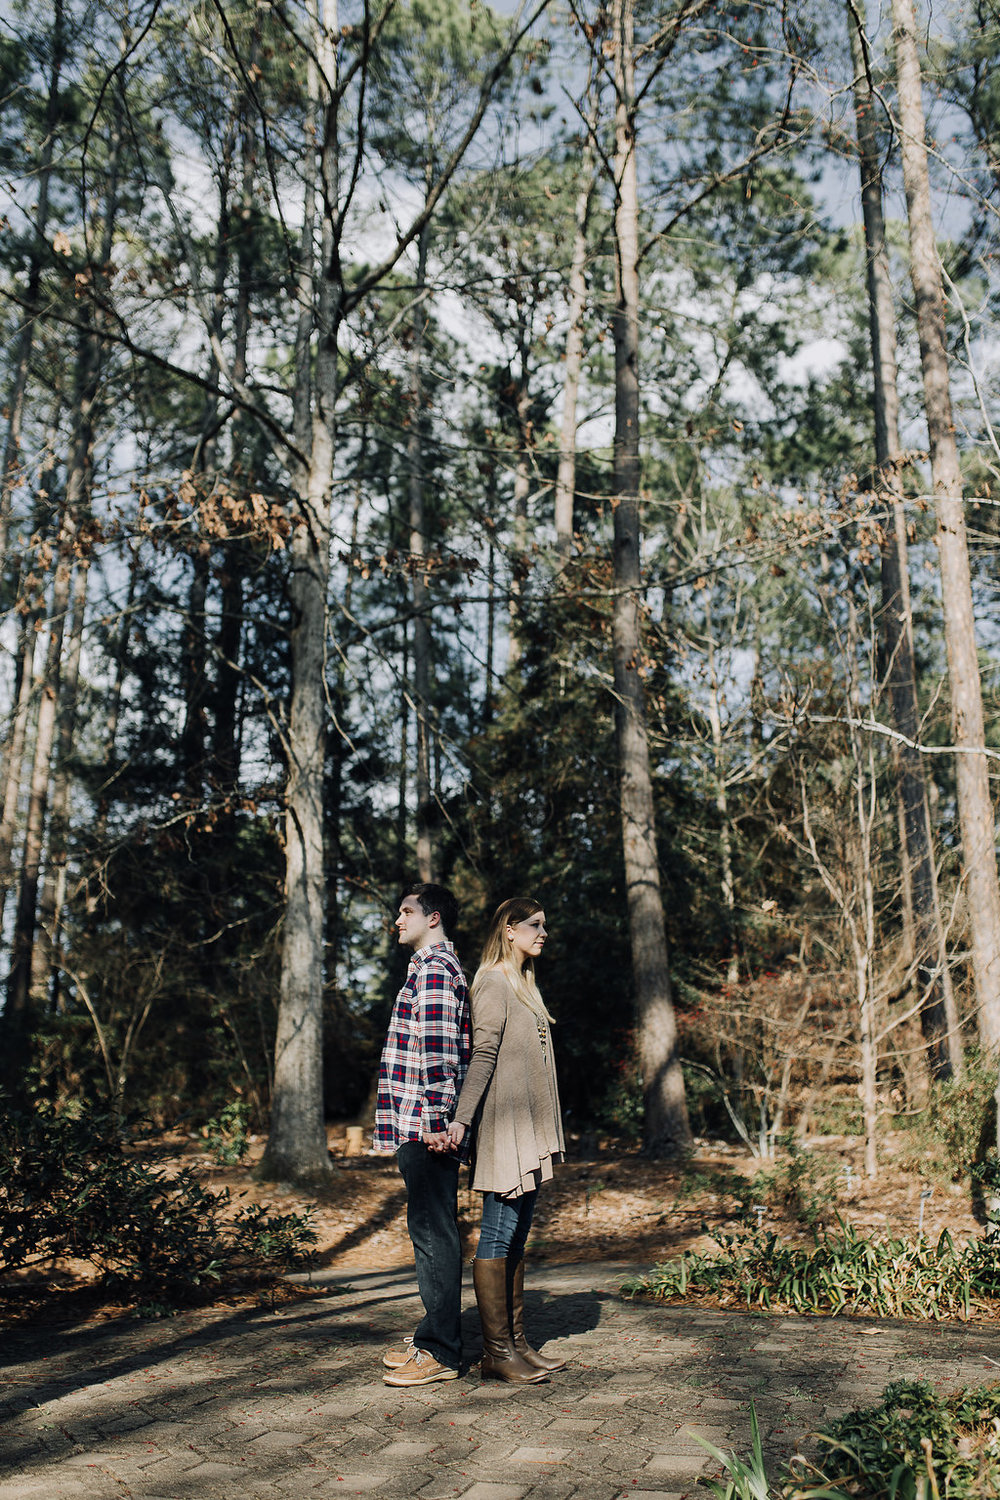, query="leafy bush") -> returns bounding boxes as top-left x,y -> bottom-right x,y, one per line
230,1199 -> 317,1266
896,1049 -> 999,1182
622,1219 -> 1000,1321
752,1140 -> 838,1228
701,1382 -> 1000,1498
203,1100 -> 252,1165
0,1099 -> 316,1307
